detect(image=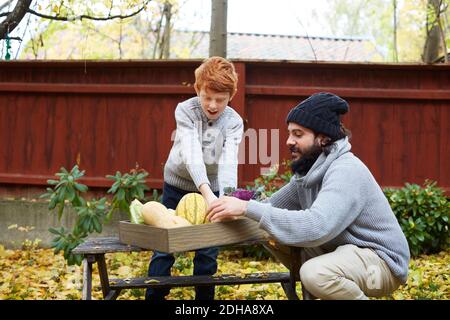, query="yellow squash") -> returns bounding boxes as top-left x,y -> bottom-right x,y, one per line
142,201 -> 191,228
175,193 -> 208,225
